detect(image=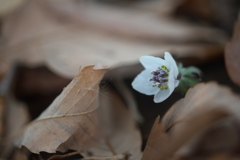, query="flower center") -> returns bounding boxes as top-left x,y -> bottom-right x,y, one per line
149,65 -> 169,90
